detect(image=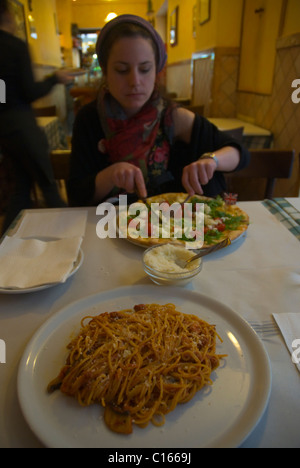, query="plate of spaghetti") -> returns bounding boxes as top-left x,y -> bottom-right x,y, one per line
17,285 -> 271,448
